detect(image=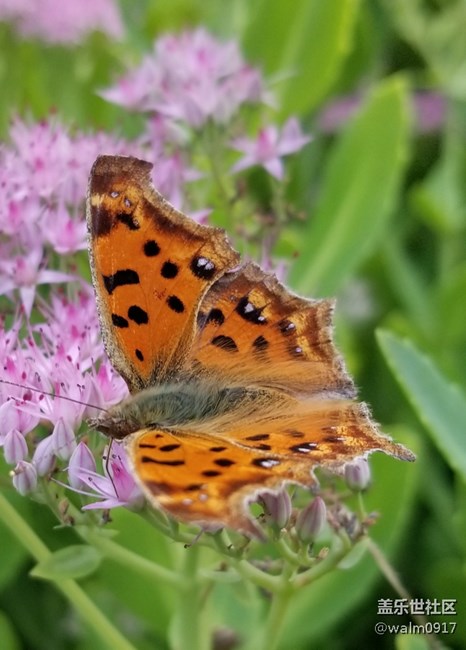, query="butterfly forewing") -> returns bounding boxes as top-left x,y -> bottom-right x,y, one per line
87,155 -> 239,390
